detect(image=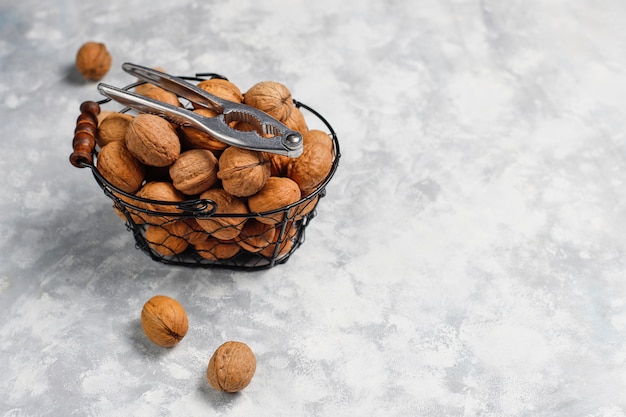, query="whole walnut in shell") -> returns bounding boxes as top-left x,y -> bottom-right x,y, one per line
138,84 -> 182,108
145,222 -> 189,256
260,222 -> 298,258
135,181 -> 185,225
180,108 -> 230,152
126,114 -> 180,167
195,237 -> 241,261
97,140 -> 145,194
196,188 -> 248,240
181,218 -> 210,245
97,110 -> 114,125
236,219 -> 277,253
217,147 -> 270,198
248,177 -> 301,225
207,341 -> 256,392
287,129 -> 334,195
244,81 -> 293,122
196,78 -> 243,104
97,113 -> 134,147
264,152 -> 291,177
141,295 -> 188,348
284,106 -> 308,134
169,149 -> 219,195
75,41 -> 111,81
